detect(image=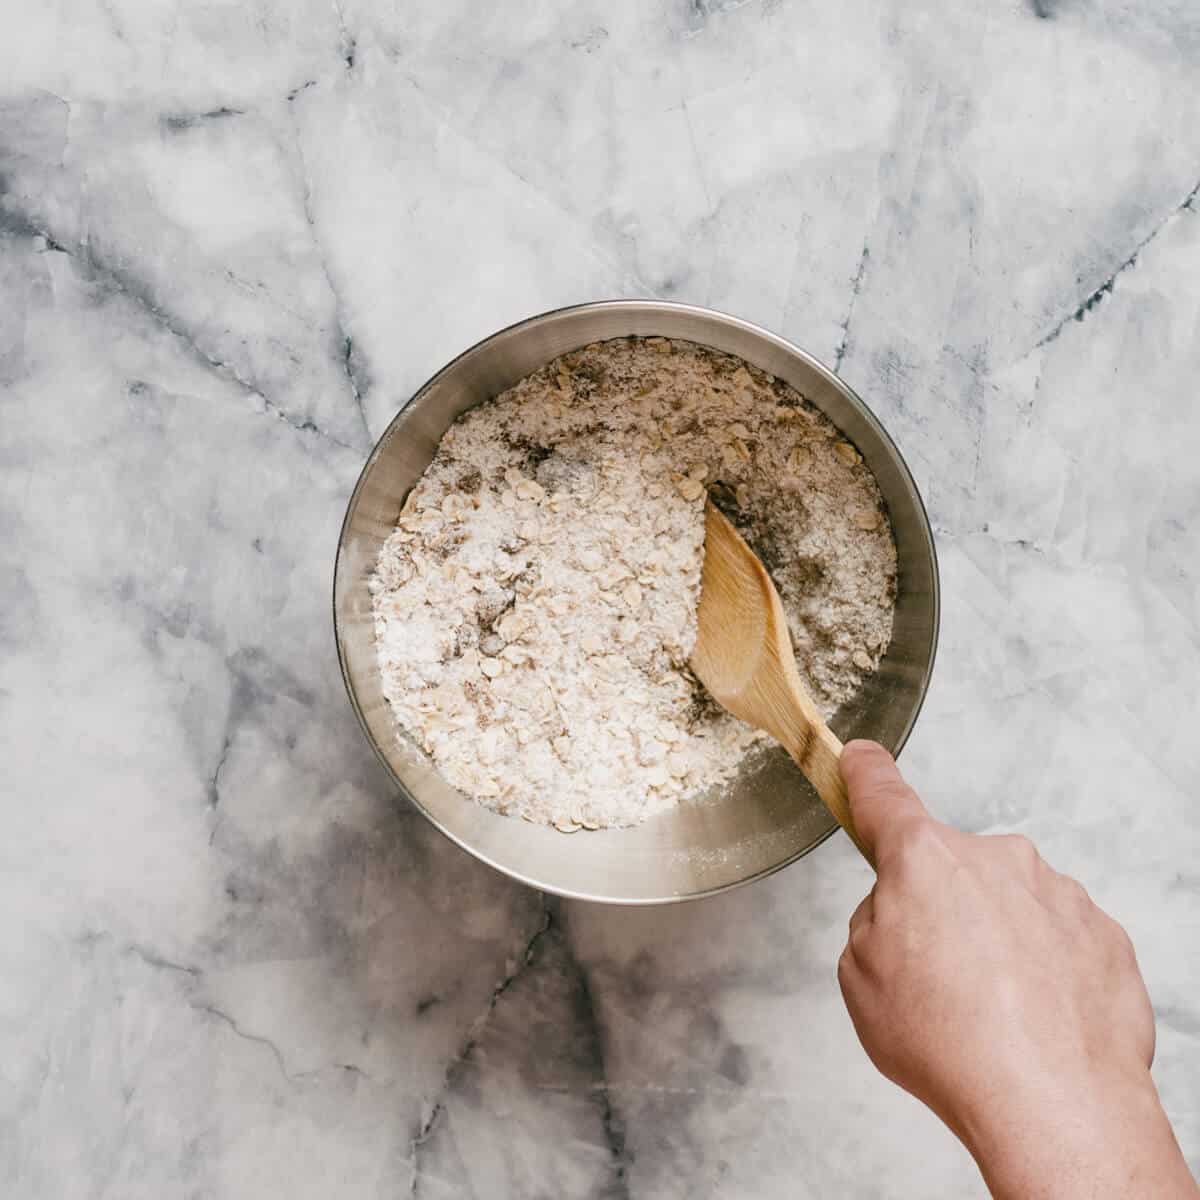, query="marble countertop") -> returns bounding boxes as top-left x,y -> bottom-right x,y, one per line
3,1 -> 1198,1195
